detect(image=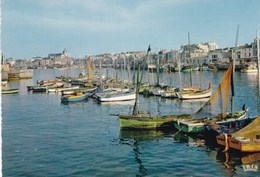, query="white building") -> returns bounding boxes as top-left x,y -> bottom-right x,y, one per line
208,48 -> 230,64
